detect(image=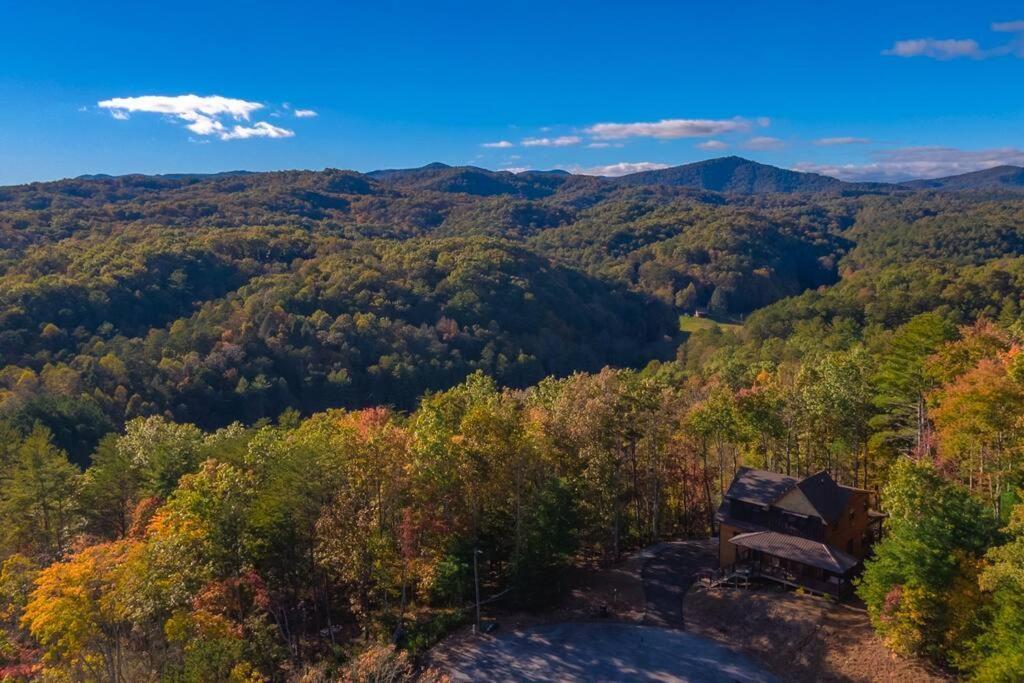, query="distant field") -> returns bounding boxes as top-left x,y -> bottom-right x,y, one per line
679,314 -> 743,333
